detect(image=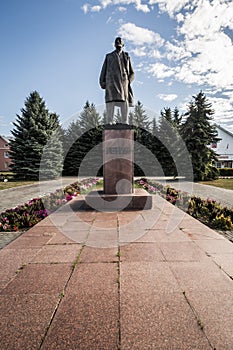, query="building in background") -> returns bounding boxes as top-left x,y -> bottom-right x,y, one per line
0,136 -> 12,172
211,125 -> 233,168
